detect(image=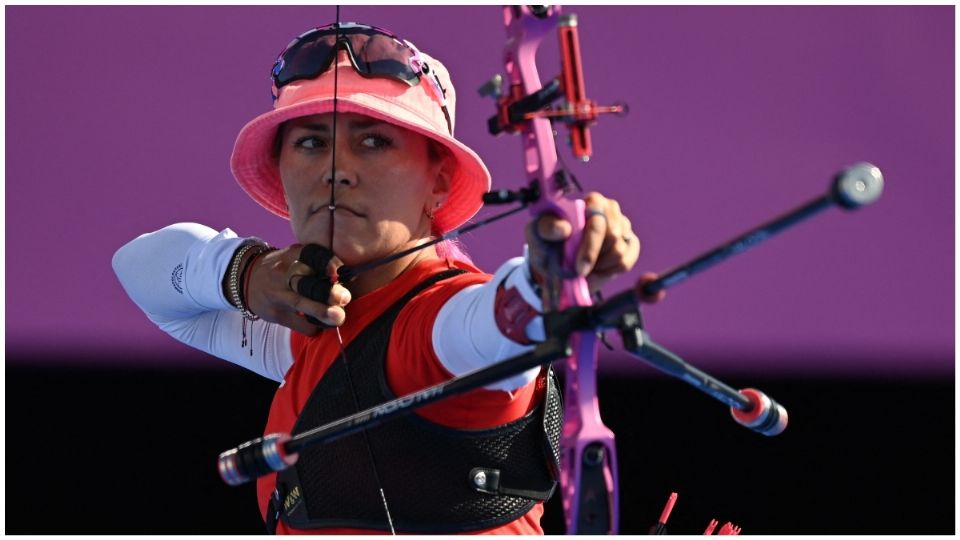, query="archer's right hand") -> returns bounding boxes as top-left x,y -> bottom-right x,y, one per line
244,244 -> 351,334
